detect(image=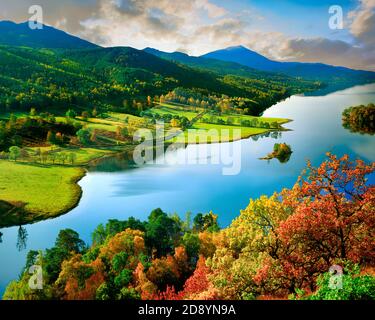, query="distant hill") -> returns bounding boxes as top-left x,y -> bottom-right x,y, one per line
144,47 -> 282,79
0,45 -> 243,113
201,45 -> 375,84
0,21 -> 322,117
0,20 -> 98,49
202,46 -> 280,72
144,46 -> 320,93
62,46 -> 240,95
